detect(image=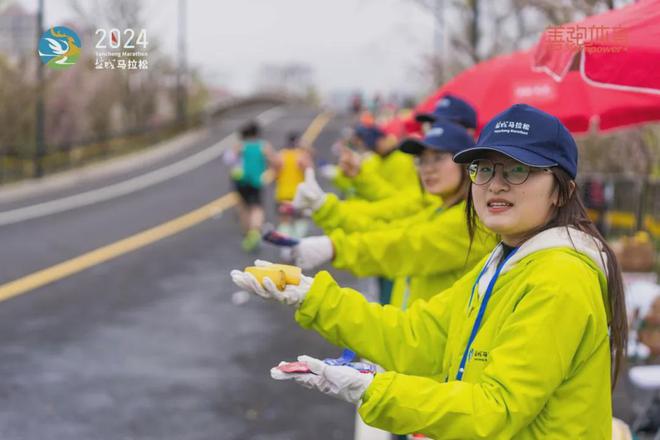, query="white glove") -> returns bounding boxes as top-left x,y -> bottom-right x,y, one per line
271,355 -> 373,405
230,268 -> 270,299
230,260 -> 277,299
319,164 -> 339,180
292,236 -> 334,270
230,260 -> 313,307
292,168 -> 326,212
